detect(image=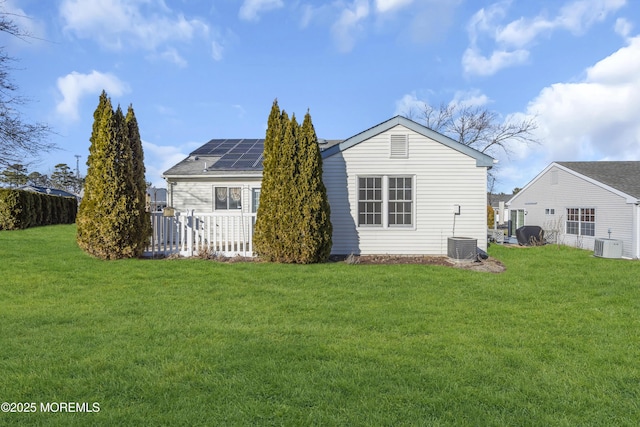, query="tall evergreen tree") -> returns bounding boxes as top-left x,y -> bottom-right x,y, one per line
296,111 -> 332,263
77,91 -> 148,259
254,100 -> 333,263
126,105 -> 151,256
254,100 -> 287,260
